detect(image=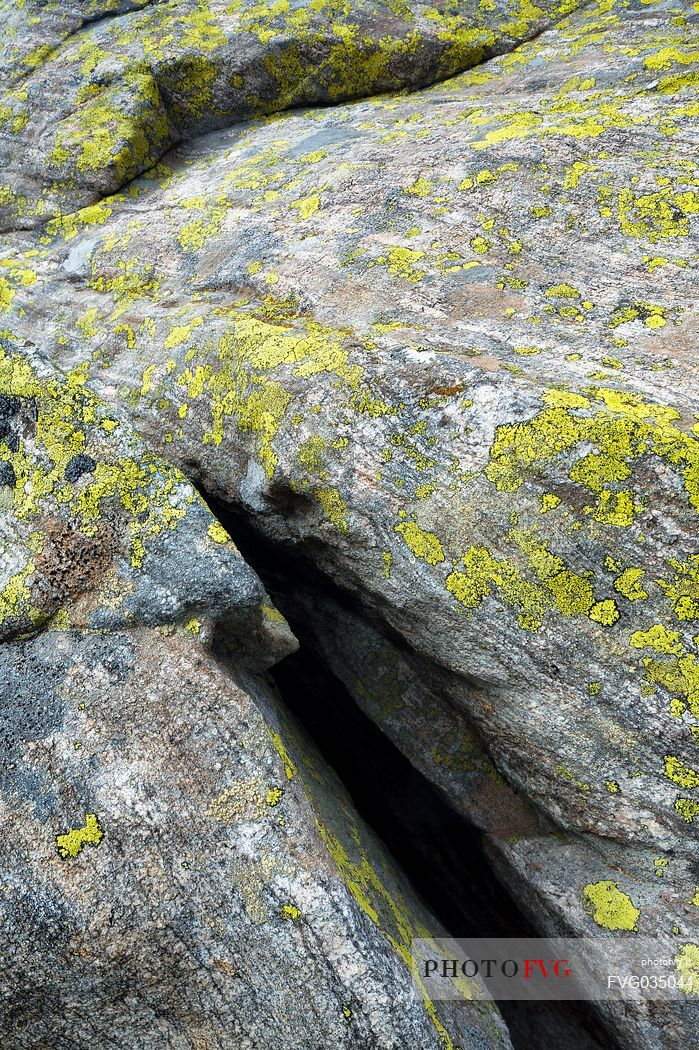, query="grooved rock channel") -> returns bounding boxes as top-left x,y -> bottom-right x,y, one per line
0,1 -> 697,1048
